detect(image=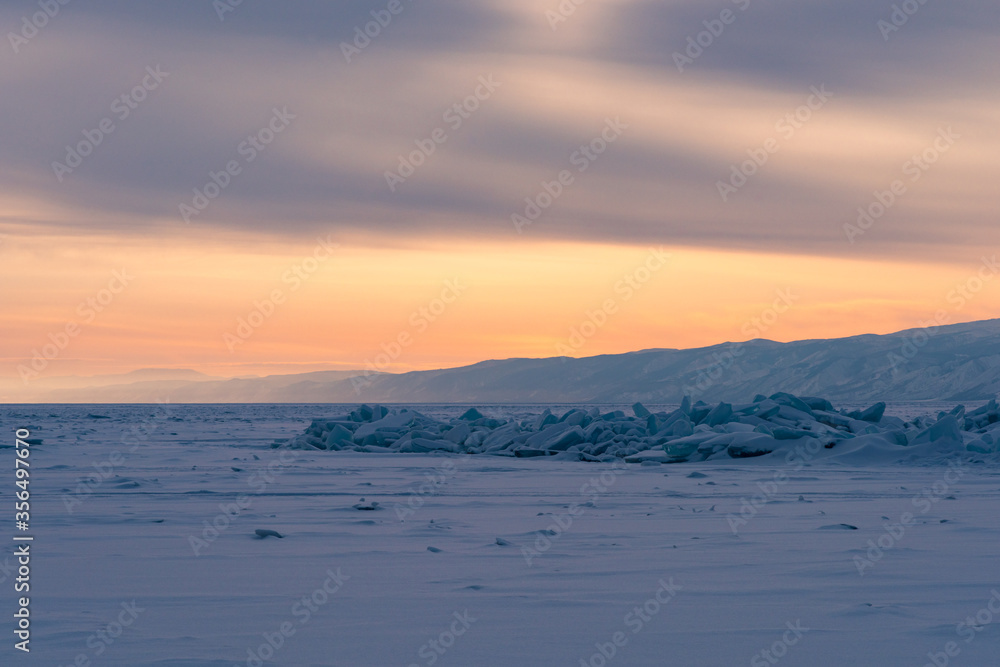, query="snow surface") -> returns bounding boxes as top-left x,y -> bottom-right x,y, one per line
2,404 -> 999,666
